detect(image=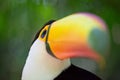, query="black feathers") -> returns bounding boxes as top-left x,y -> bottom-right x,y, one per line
54,64 -> 101,80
